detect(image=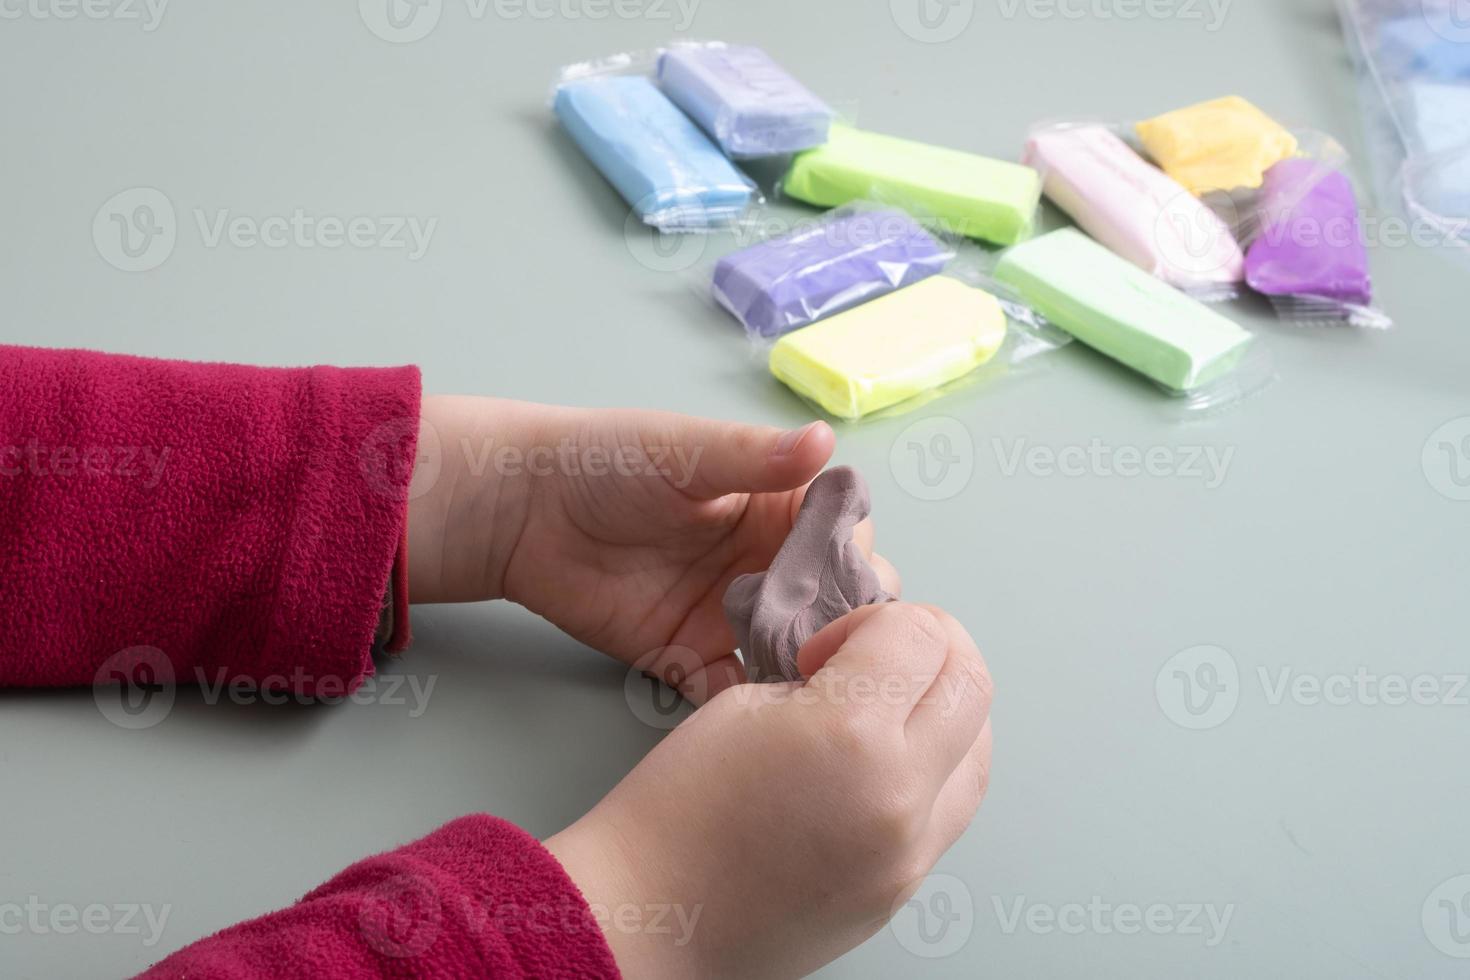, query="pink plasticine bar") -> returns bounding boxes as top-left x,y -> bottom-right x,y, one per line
1025,125 -> 1244,294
